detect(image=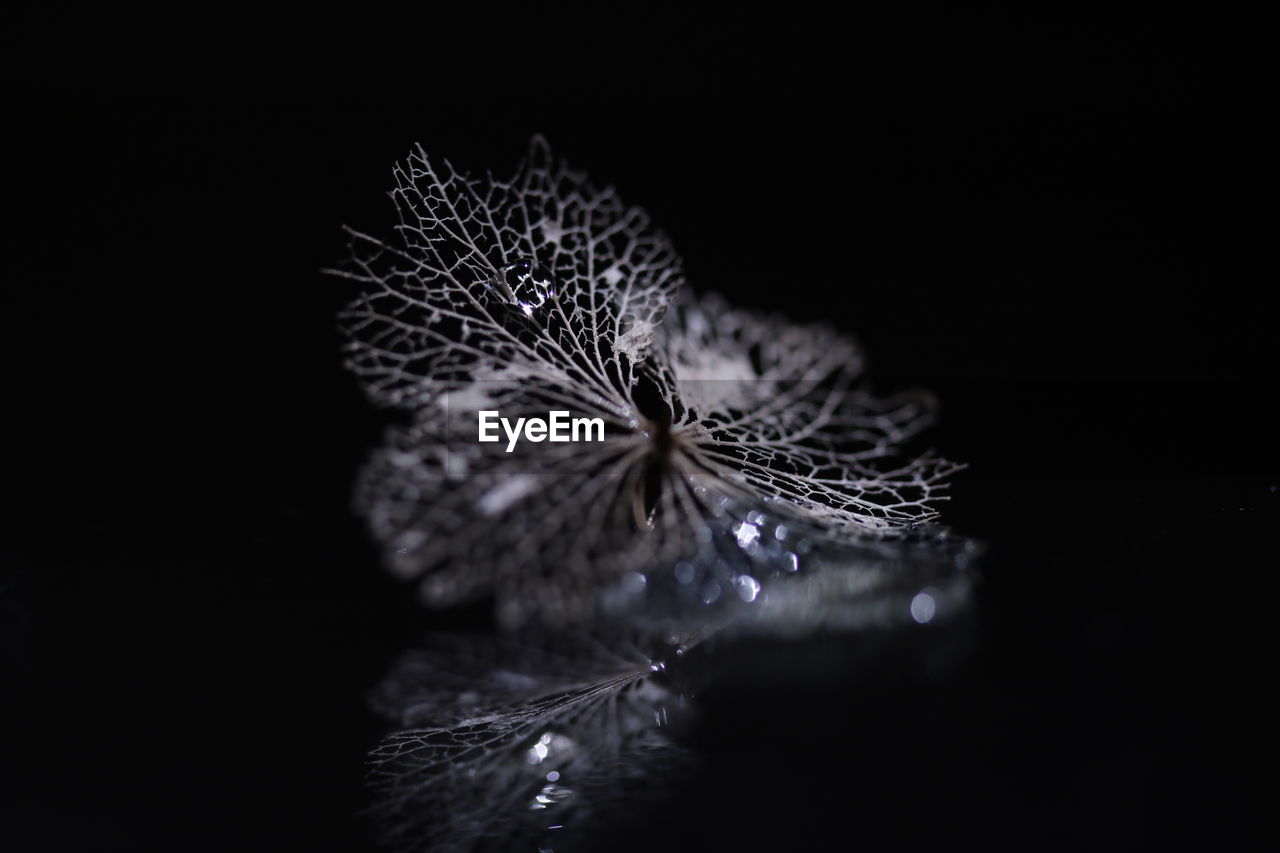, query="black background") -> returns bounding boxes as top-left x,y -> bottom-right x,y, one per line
3,8 -> 1271,851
